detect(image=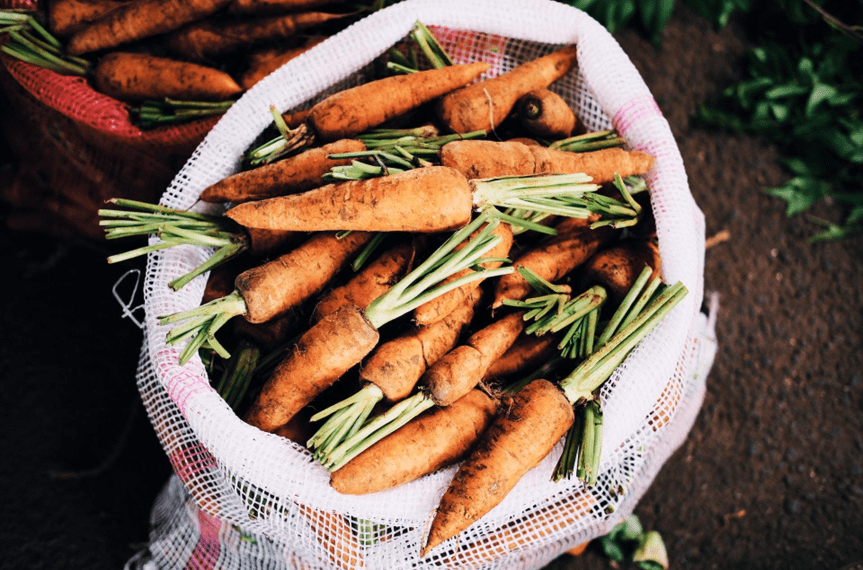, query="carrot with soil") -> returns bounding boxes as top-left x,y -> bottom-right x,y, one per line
436,44 -> 579,134
46,0 -> 124,37
237,213 -> 513,432
159,230 -> 373,365
515,88 -> 580,140
65,0 -> 234,55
